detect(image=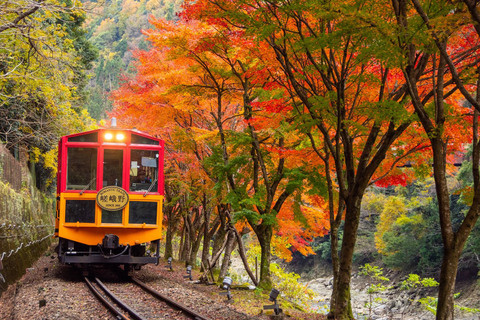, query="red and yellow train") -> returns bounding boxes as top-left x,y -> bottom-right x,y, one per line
54,124 -> 164,273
